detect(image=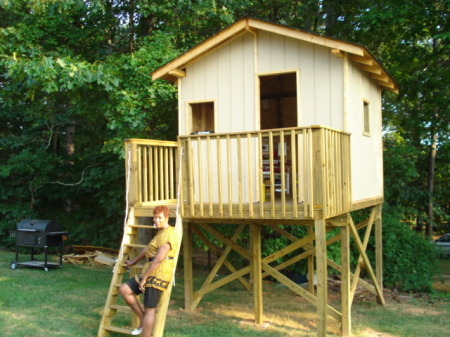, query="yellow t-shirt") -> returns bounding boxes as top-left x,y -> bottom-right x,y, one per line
138,225 -> 178,291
